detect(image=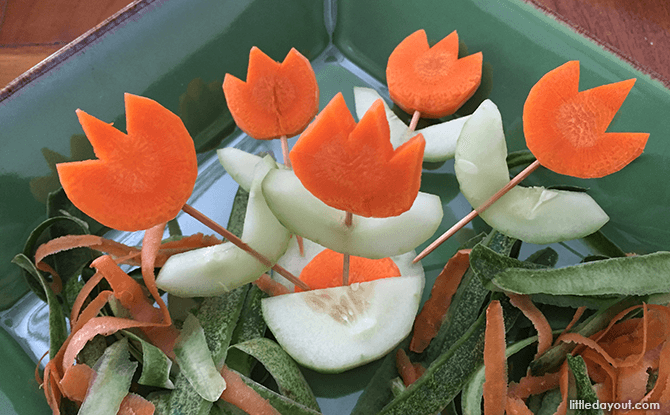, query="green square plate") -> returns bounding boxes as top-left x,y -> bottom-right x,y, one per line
1,0 -> 668,413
